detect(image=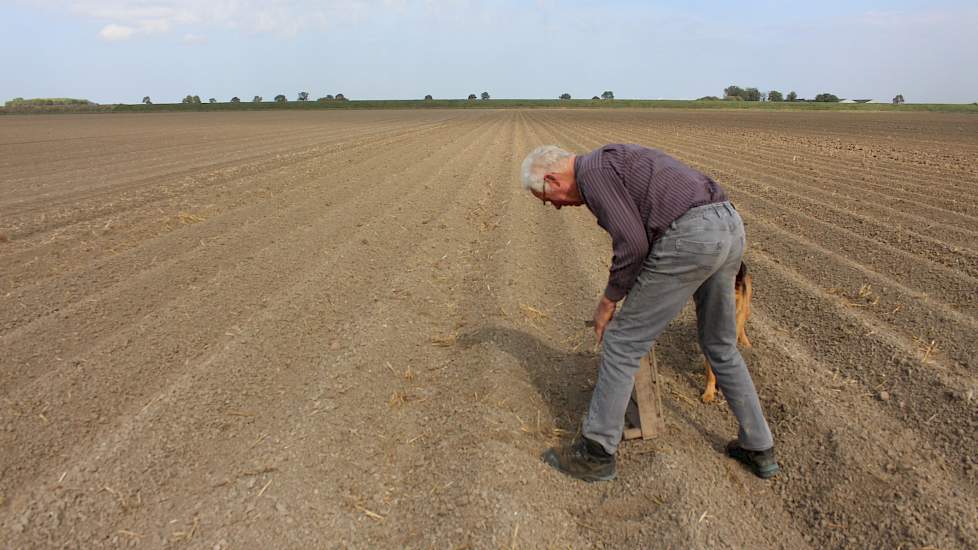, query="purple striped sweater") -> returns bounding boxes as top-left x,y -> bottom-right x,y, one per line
574,144 -> 728,301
